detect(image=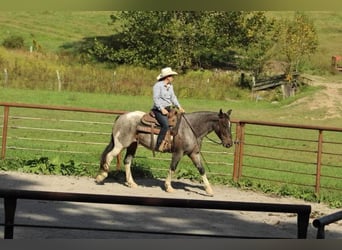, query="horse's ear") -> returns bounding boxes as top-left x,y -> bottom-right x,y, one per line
219,109 -> 223,115
227,109 -> 232,116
